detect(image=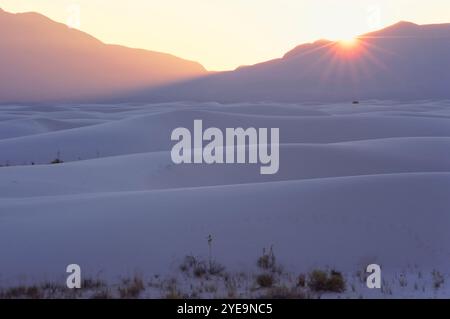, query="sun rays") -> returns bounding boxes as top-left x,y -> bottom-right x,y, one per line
339,37 -> 358,48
